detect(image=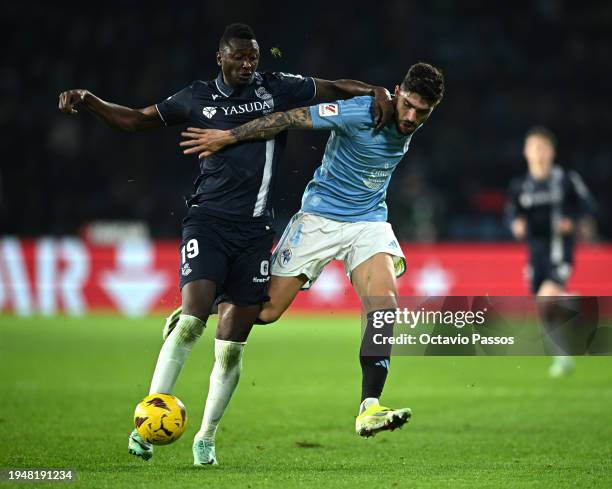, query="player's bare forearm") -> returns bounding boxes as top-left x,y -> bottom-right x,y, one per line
231,107 -> 312,142
314,78 -> 382,101
180,107 -> 312,159
314,78 -> 392,131
81,93 -> 161,131
58,89 -> 161,131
